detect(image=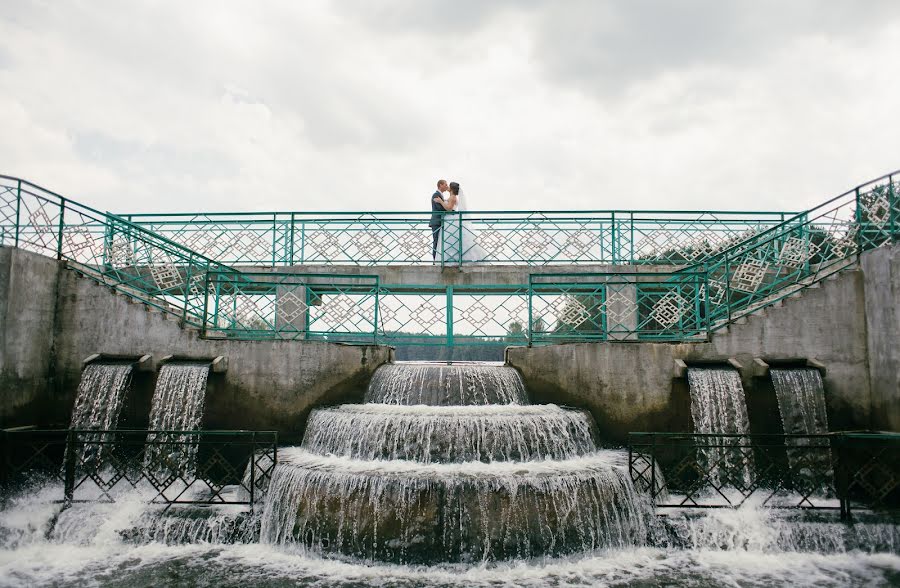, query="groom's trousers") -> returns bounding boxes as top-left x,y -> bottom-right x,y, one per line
431,224 -> 441,261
